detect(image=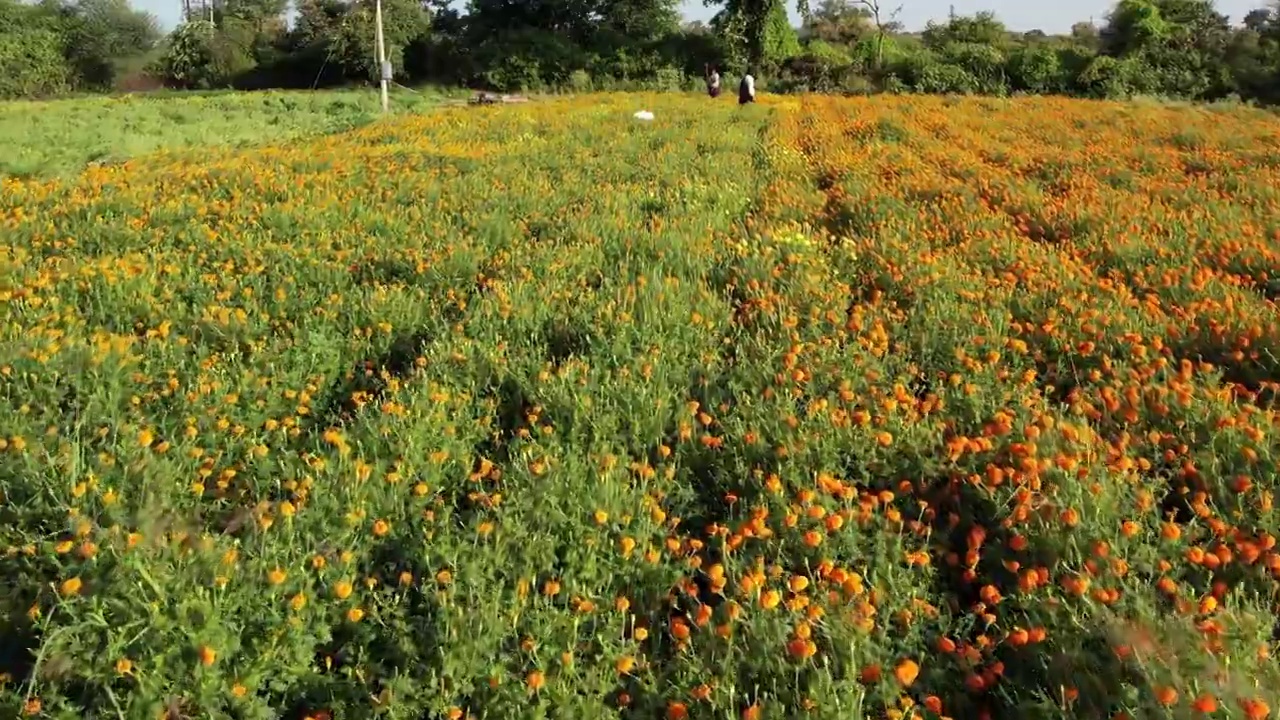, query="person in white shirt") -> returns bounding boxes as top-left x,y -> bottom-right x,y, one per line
738,66 -> 756,105
706,65 -> 722,98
